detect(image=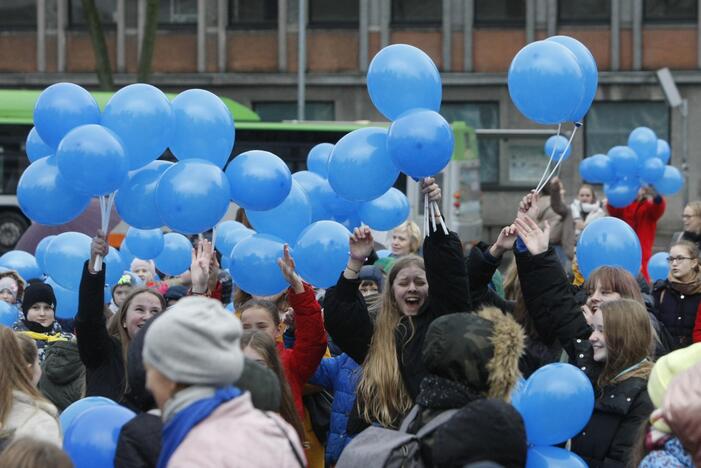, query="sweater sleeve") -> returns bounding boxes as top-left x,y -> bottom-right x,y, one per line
285,284 -> 328,385
464,243 -> 502,311
640,196 -> 666,221
423,224 -> 471,316
323,275 -> 374,365
75,262 -> 112,370
606,203 -> 624,218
